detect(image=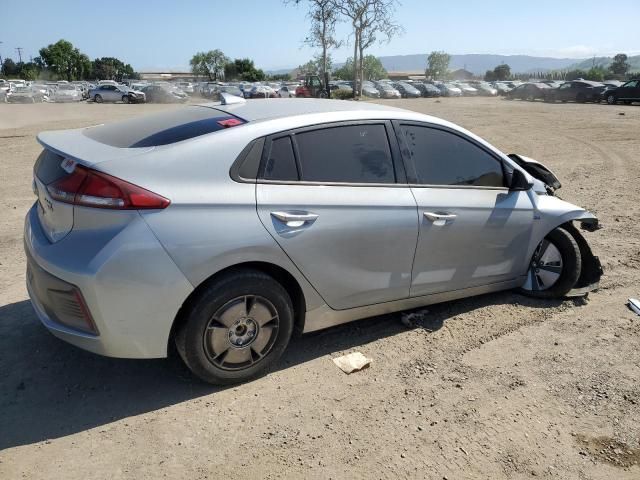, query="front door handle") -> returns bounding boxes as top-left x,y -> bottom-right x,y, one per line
271,211 -> 319,227
423,211 -> 457,222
